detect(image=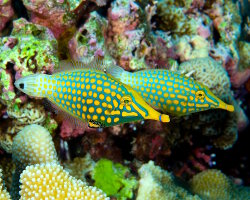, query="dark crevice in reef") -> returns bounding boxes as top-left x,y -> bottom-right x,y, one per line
12,0 -> 29,20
